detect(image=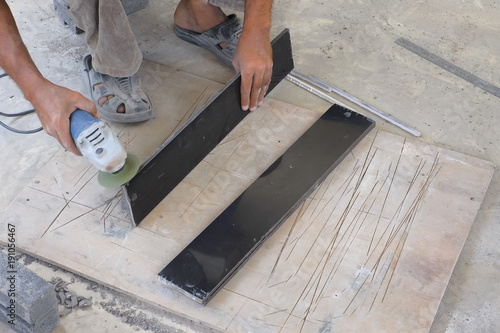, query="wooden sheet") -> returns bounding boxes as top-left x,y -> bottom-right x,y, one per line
0,61 -> 494,332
